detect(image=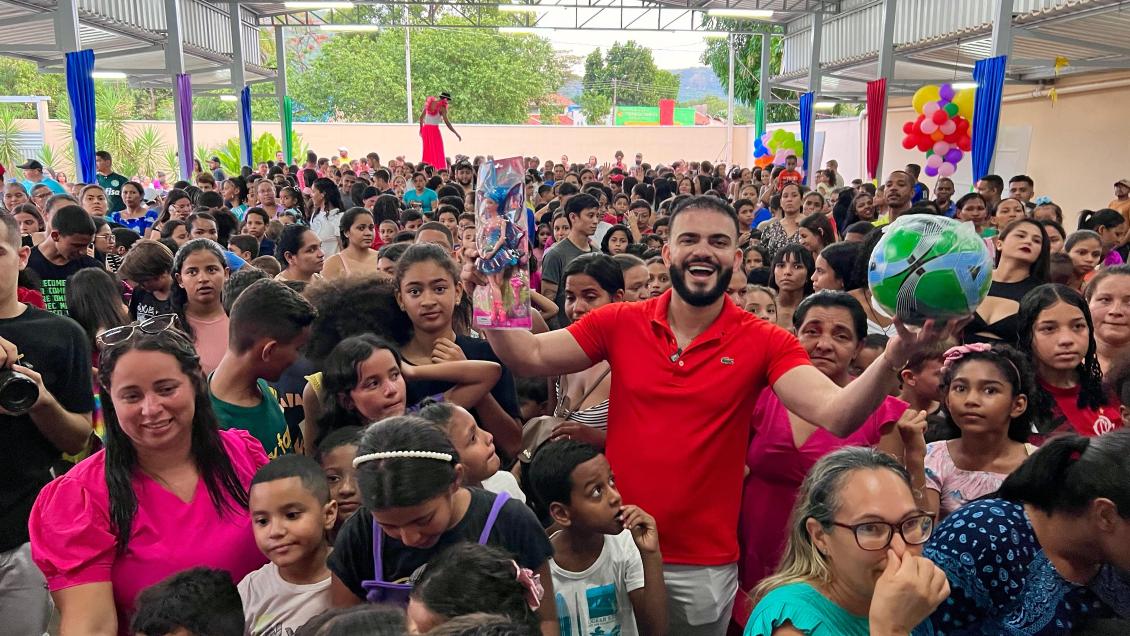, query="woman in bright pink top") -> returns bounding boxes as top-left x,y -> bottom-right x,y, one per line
730,292 -> 910,632
29,327 -> 267,635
